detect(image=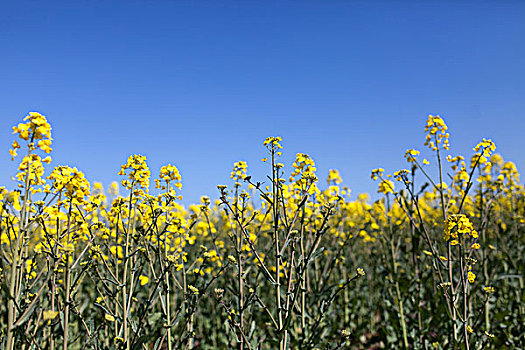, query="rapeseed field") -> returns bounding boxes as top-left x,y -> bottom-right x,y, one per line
1,112 -> 523,349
